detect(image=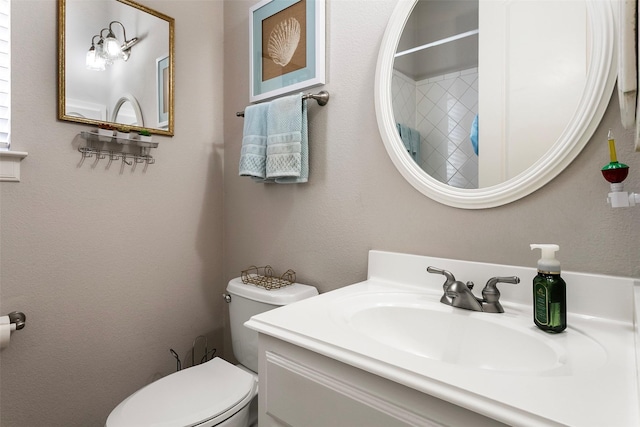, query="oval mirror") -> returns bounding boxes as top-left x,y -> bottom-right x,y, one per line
58,0 -> 174,136
375,0 -> 617,209
111,94 -> 143,126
